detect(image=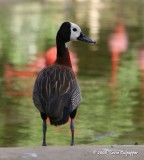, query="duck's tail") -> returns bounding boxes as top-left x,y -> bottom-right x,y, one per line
49,107 -> 70,126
